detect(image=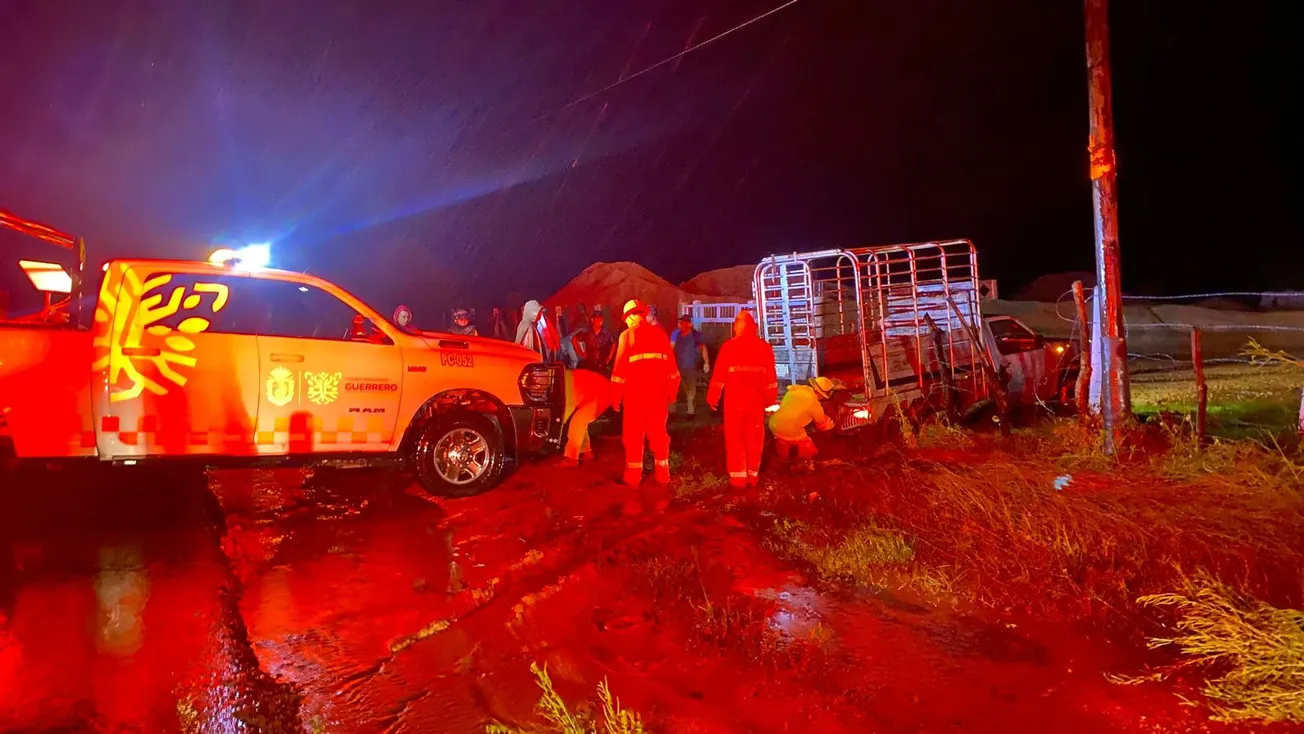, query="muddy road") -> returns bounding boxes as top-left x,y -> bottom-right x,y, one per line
0,425 -> 1247,733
